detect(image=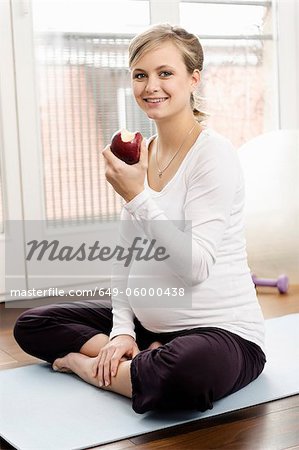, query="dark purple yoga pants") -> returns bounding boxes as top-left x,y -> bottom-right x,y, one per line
13,299 -> 266,414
